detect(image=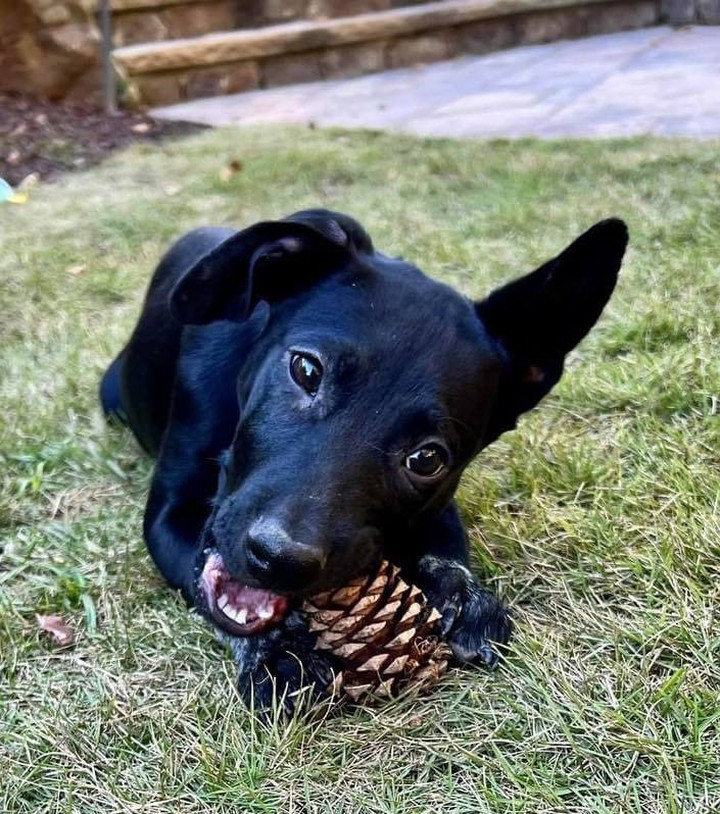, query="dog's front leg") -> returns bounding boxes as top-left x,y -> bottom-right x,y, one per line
143,458 -> 219,604
224,611 -> 342,714
400,503 -> 512,667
